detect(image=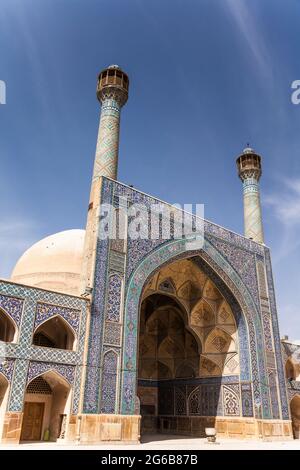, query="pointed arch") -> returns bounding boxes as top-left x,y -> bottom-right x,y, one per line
21,369 -> 71,442
100,349 -> 119,414
32,314 -> 76,351
188,386 -> 201,415
121,236 -> 265,415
